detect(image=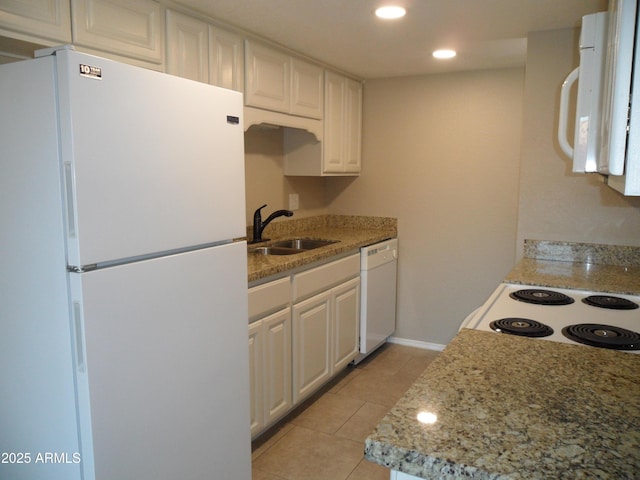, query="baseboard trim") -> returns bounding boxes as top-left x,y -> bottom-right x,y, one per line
387,336 -> 447,352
